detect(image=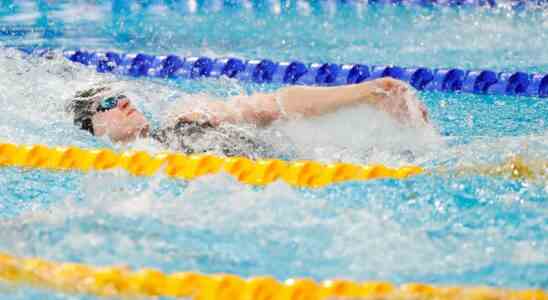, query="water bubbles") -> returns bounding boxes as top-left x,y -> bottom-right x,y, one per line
466,114 -> 474,128
439,99 -> 448,108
